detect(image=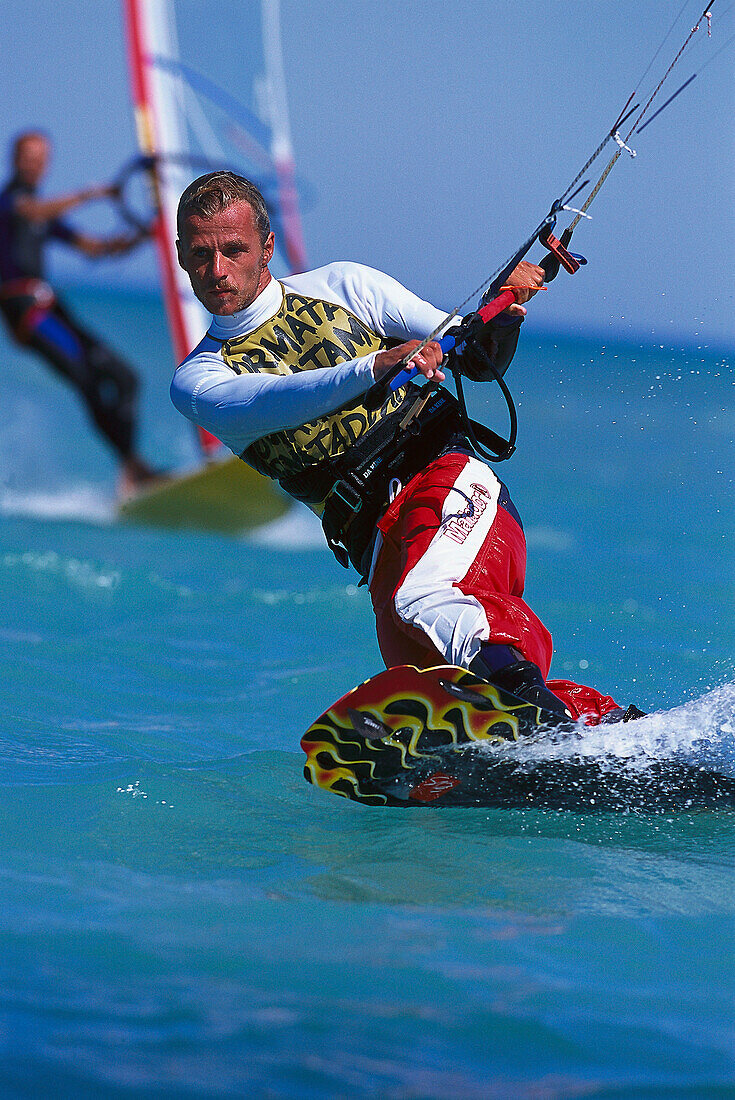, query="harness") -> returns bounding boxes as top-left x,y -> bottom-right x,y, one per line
316,386 -> 511,574
0,277 -> 56,341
